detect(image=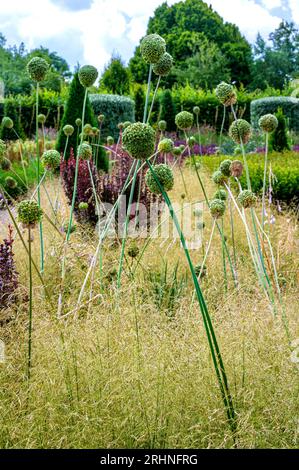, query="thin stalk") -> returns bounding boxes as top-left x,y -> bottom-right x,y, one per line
143,65 -> 153,123
221,217 -> 228,292
229,180 -> 237,273
219,105 -> 226,149
262,132 -> 269,239
36,82 -> 44,273
195,115 -> 203,157
146,75 -> 161,124
63,135 -> 69,161
27,226 -> 33,380
198,219 -> 216,280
